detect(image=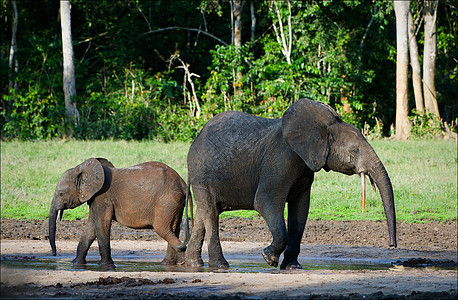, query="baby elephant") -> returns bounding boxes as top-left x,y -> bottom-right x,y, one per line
49,158 -> 189,270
